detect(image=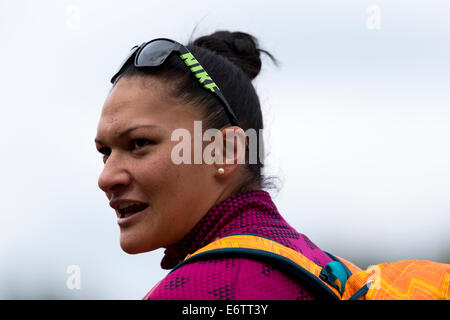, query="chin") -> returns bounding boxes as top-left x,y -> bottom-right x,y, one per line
119,235 -> 157,254
120,244 -> 143,255
120,237 -> 144,254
